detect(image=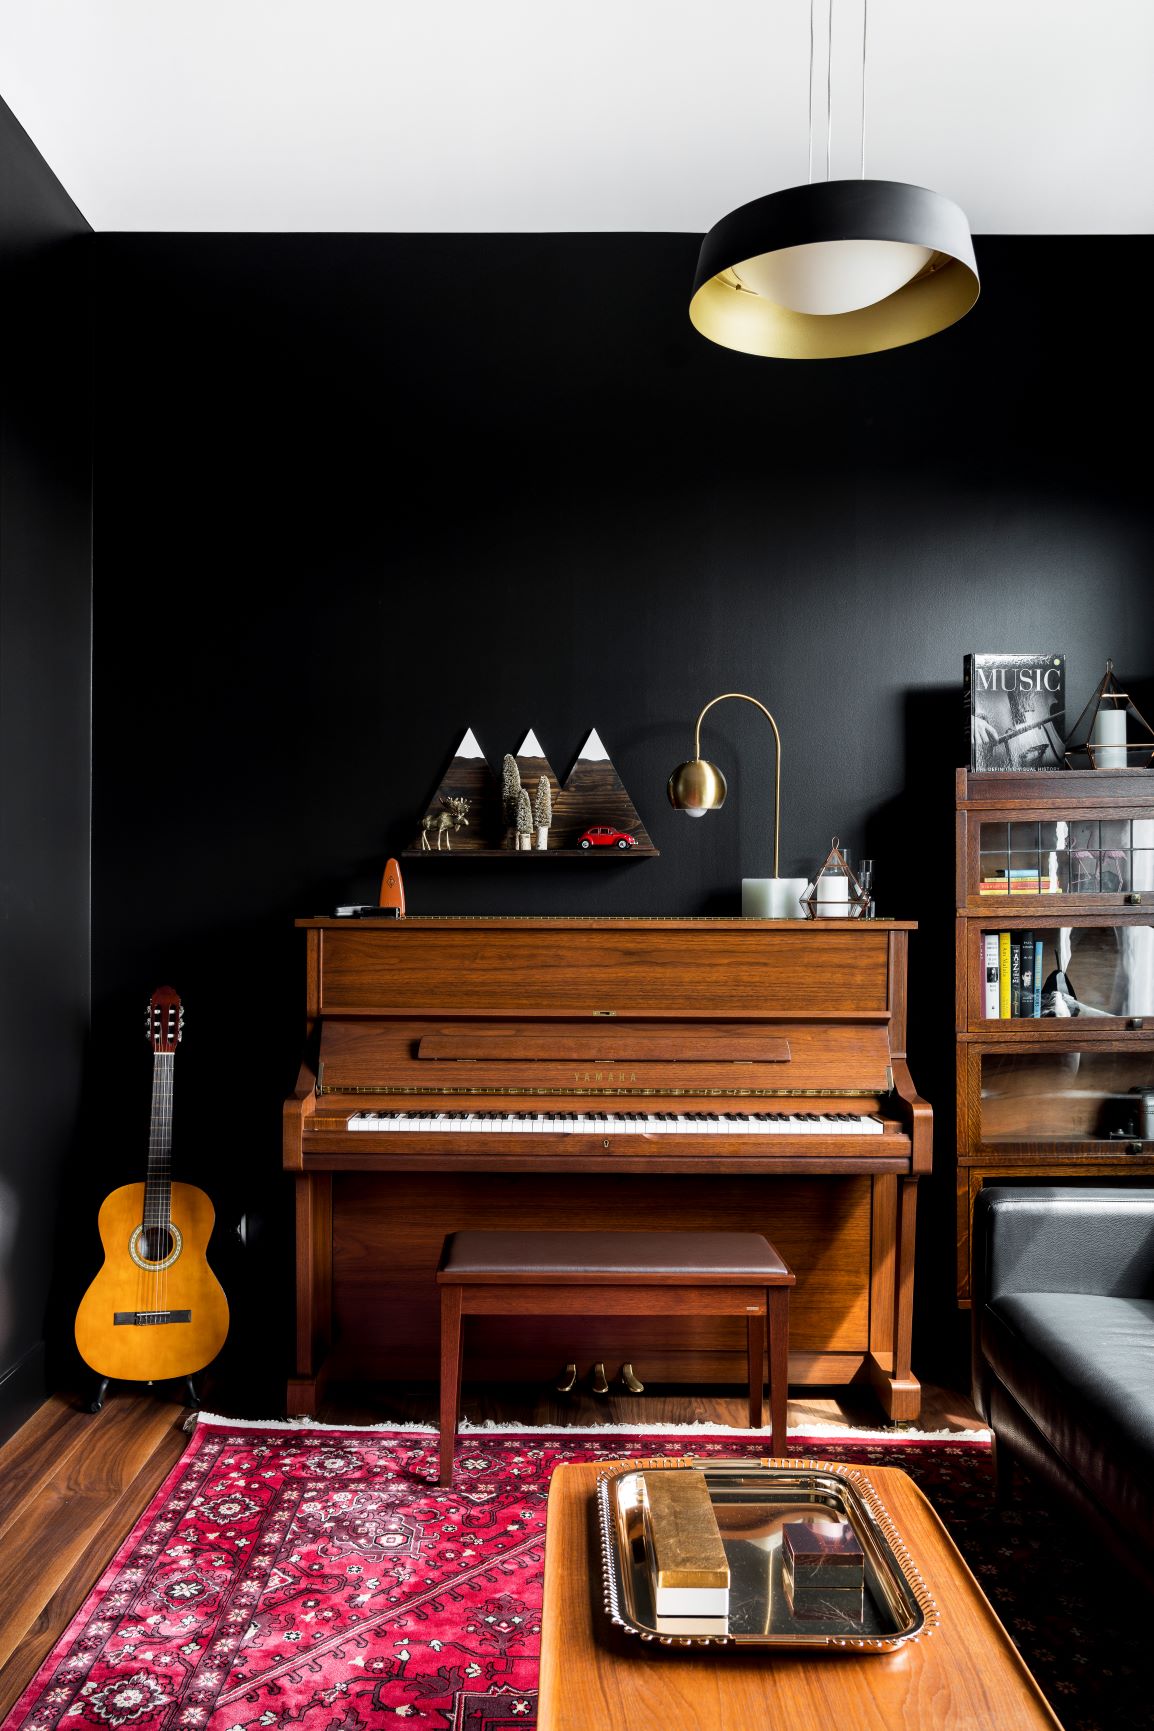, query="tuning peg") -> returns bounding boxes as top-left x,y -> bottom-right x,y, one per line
619,1363 -> 644,1394
555,1362 -> 577,1394
590,1362 -> 609,1396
